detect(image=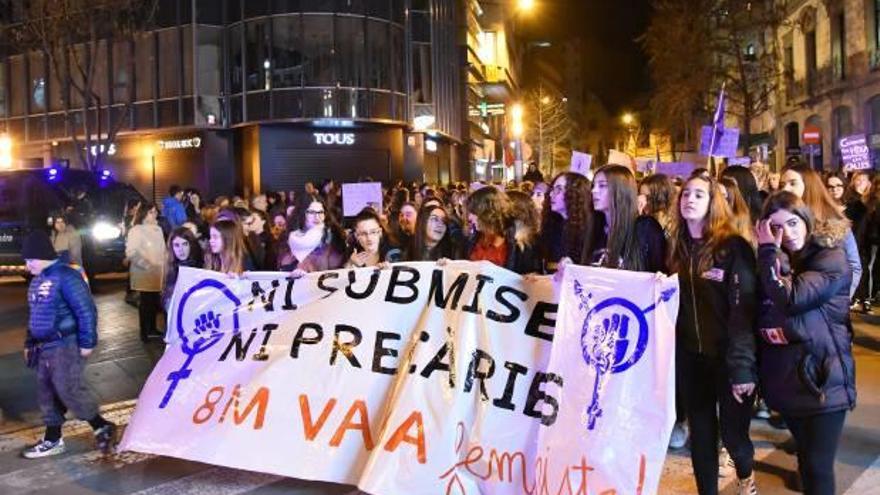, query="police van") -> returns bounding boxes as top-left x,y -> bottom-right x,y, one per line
0,167 -> 145,279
